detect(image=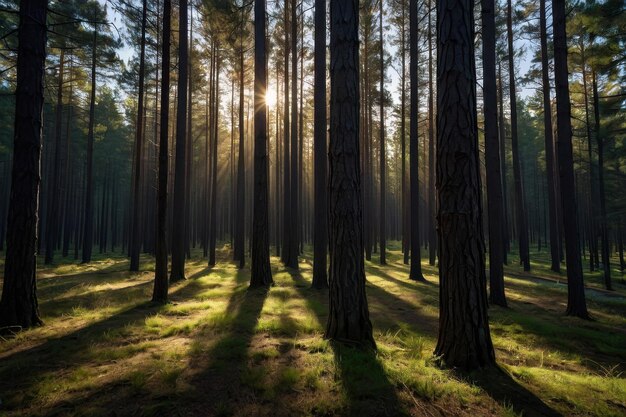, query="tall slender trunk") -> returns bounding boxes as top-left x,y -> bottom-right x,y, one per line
507,0 -> 530,271
209,46 -> 220,266
281,0 -> 291,265
287,0 -> 299,269
482,0 -> 506,307
539,0 -> 560,273
251,0 -> 273,286
593,71 -> 611,290
82,17 -> 98,264
234,39 -> 246,268
379,0 -> 386,265
184,5 -> 194,259
400,0 -> 408,265
498,64 -> 510,263
170,0 -> 189,281
553,0 -> 589,319
409,0 -> 424,281
312,0 -> 328,288
427,0 -> 436,266
44,49 -> 64,264
130,0 -> 148,271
